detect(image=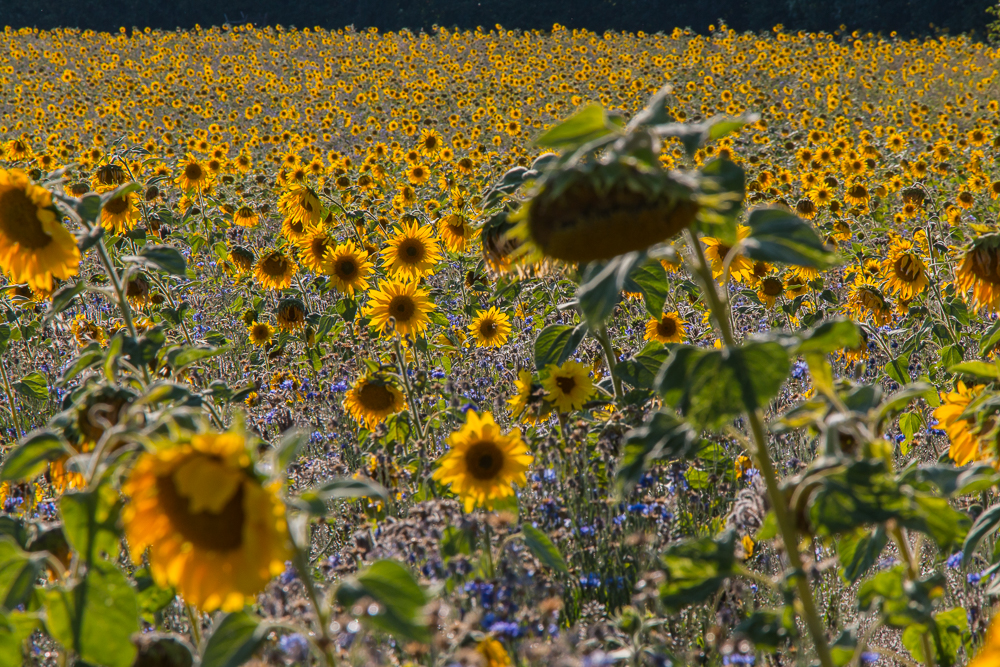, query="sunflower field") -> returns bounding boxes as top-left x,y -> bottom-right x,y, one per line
4,18 -> 1000,667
